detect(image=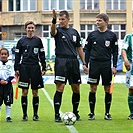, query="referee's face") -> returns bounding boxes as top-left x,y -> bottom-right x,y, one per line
96,18 -> 107,30
26,24 -> 36,37
59,15 -> 70,28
